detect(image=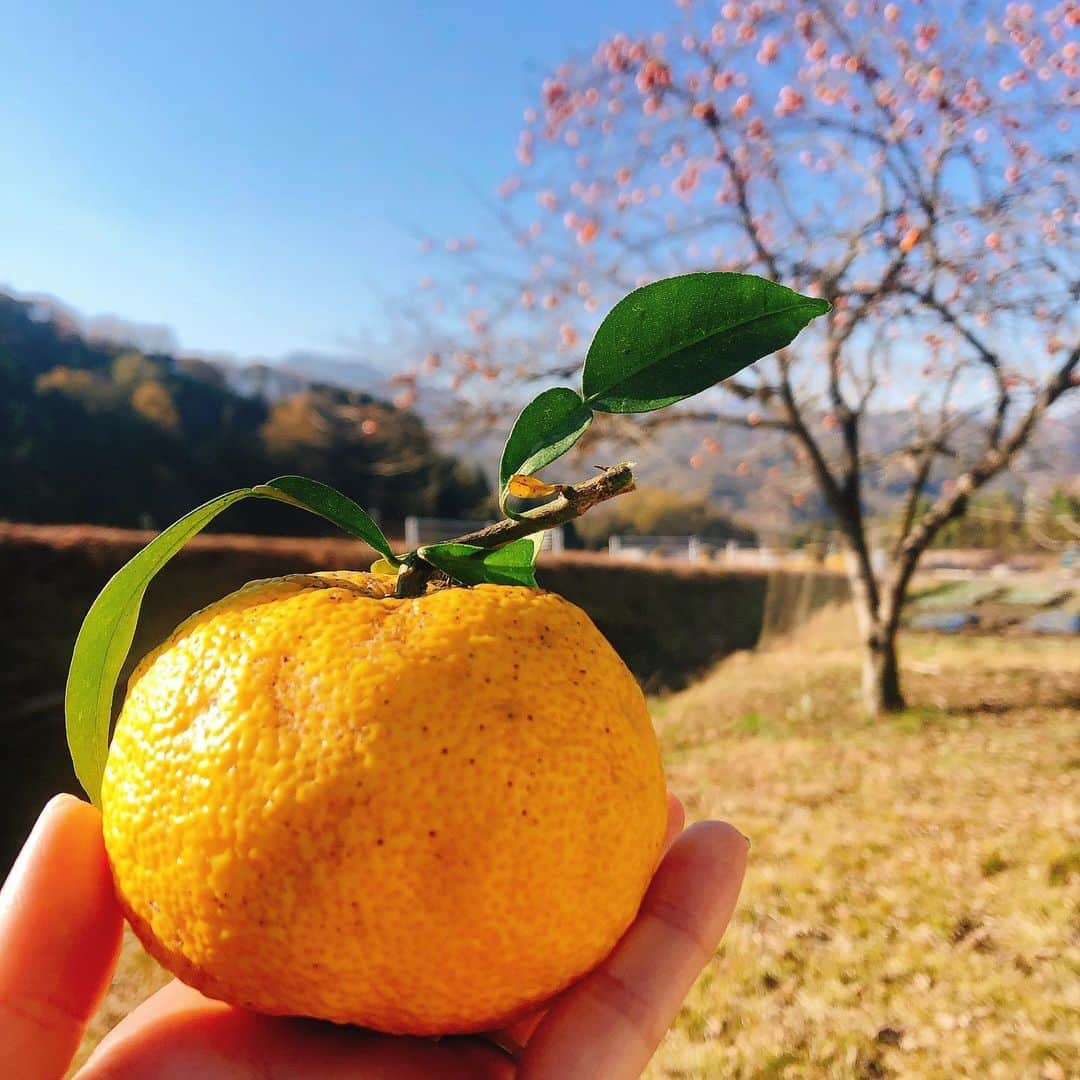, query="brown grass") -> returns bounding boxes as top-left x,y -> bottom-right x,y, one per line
75,606 -> 1079,1077
647,606 -> 1079,1079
